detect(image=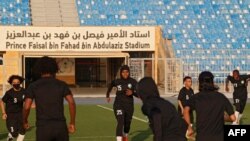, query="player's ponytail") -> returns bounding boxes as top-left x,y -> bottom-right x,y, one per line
198,71 -> 218,92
